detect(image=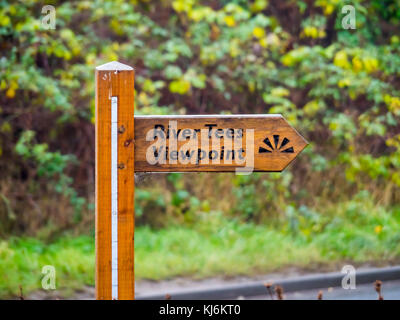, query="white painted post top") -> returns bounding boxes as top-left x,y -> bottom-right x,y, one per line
96,61 -> 134,71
